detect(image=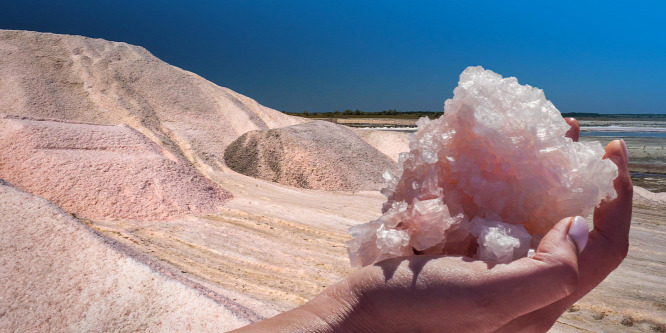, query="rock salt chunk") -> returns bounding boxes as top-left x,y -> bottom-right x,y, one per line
348,66 -> 617,267
376,225 -> 410,257
471,217 -> 532,264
